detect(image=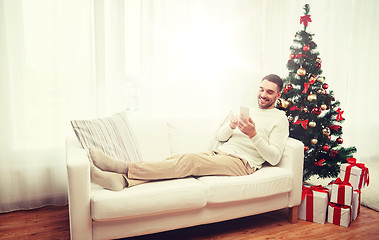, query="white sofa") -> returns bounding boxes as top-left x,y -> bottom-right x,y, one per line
66,117 -> 304,240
